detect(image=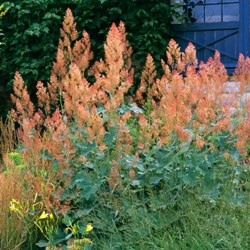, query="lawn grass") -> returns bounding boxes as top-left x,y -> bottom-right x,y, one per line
91,191 -> 249,250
